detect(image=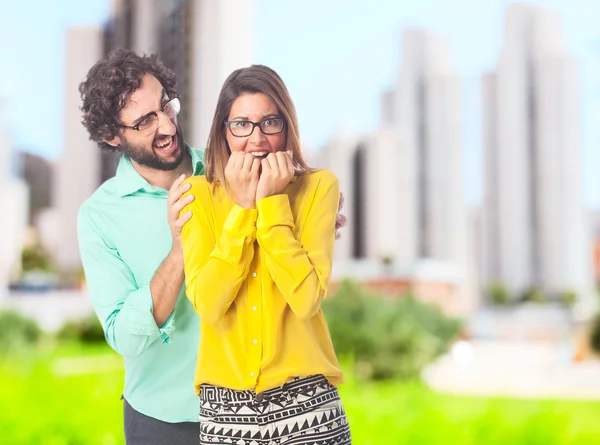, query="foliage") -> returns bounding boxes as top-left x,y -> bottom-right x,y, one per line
487,282 -> 511,305
559,290 -> 577,307
21,244 -> 55,273
323,280 -> 462,380
57,314 -> 106,343
0,310 -> 42,354
590,314 -> 600,356
521,287 -> 547,304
